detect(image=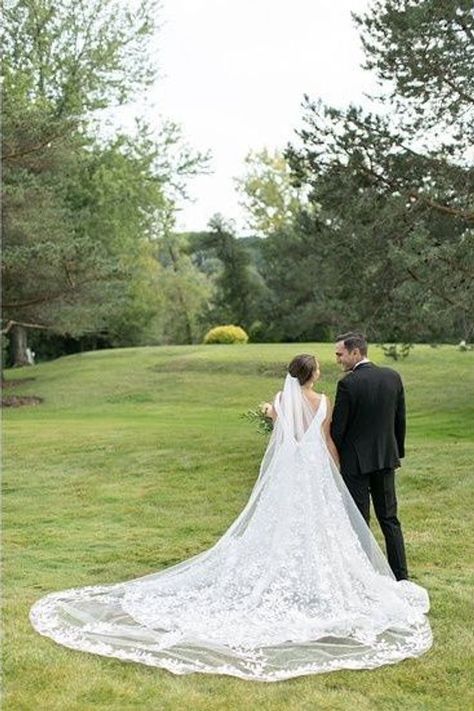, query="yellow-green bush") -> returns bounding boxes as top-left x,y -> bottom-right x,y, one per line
203,325 -> 249,344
